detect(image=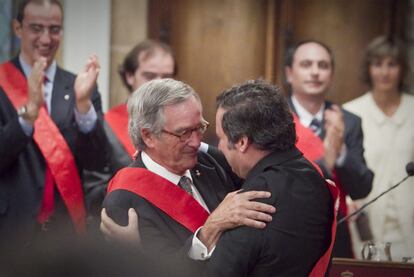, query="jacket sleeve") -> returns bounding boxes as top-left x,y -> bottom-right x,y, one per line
76,85 -> 111,171
335,112 -> 373,200
0,89 -> 32,174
